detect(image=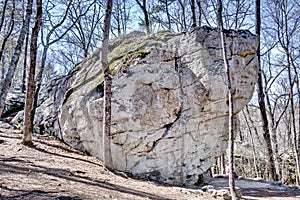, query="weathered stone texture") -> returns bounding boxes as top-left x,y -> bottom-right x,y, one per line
2,88 -> 25,118
36,26 -> 258,185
